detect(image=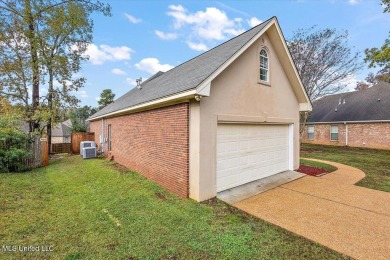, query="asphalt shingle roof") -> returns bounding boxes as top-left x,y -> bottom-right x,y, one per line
308,82 -> 390,123
52,119 -> 72,137
90,18 -> 272,119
